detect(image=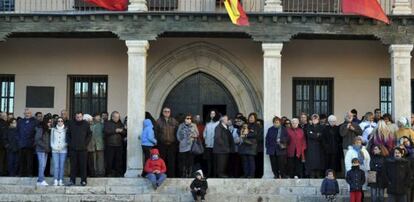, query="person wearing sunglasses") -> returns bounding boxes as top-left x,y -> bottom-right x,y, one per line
50,117 -> 67,186
176,114 -> 199,177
